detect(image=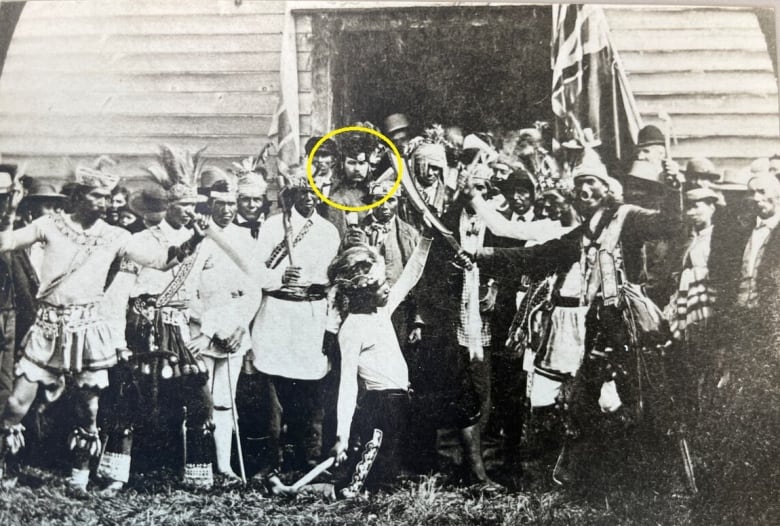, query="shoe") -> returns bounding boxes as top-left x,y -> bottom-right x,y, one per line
98,480 -> 124,497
